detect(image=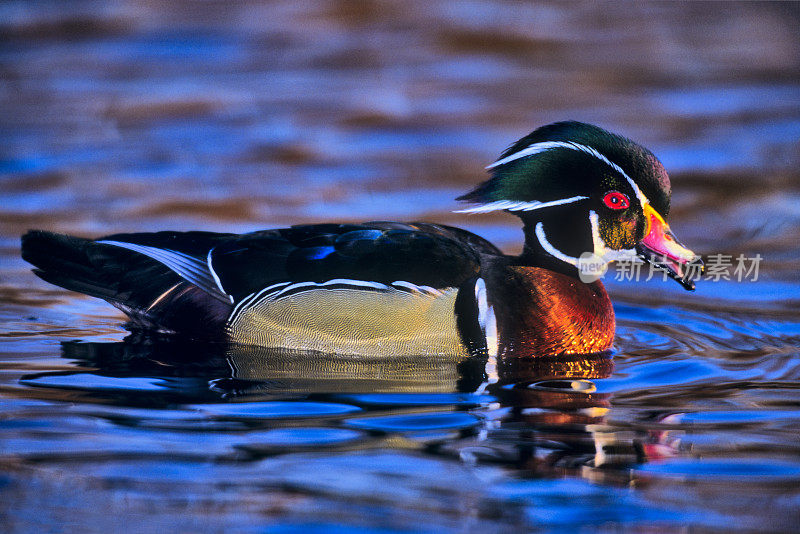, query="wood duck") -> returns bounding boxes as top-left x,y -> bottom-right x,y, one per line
21,121 -> 702,358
